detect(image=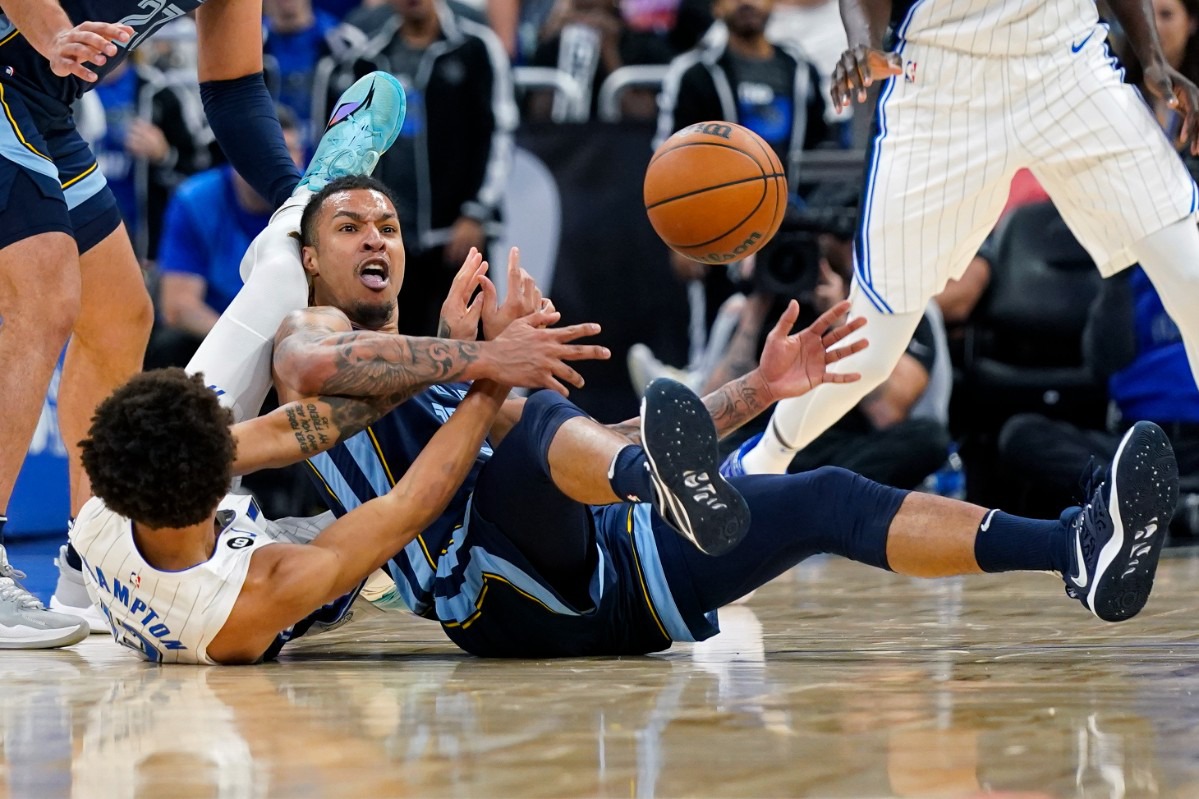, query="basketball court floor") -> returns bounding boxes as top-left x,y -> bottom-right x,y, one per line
4,548 -> 1199,798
